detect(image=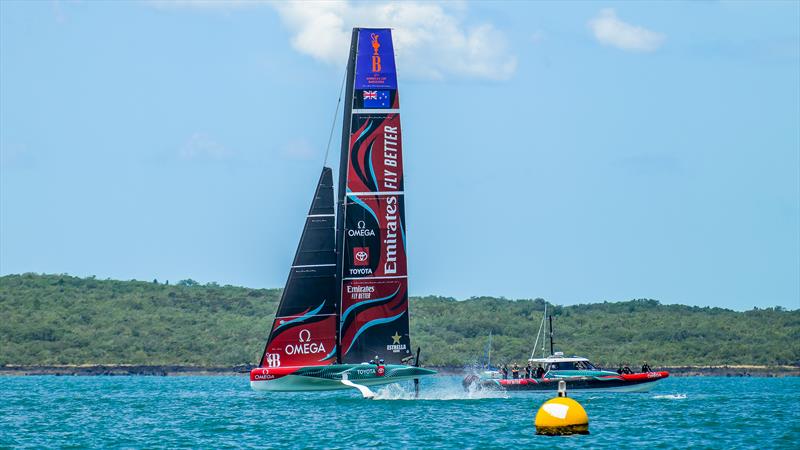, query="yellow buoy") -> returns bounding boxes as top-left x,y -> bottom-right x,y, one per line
534,381 -> 589,436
